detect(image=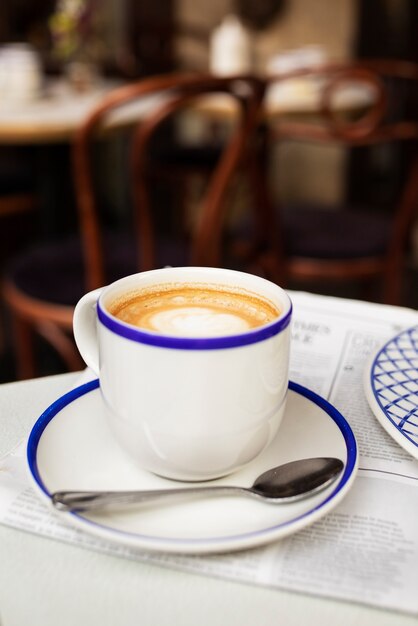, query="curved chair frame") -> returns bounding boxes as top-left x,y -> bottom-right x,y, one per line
3,73 -> 265,378
253,61 -> 418,303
